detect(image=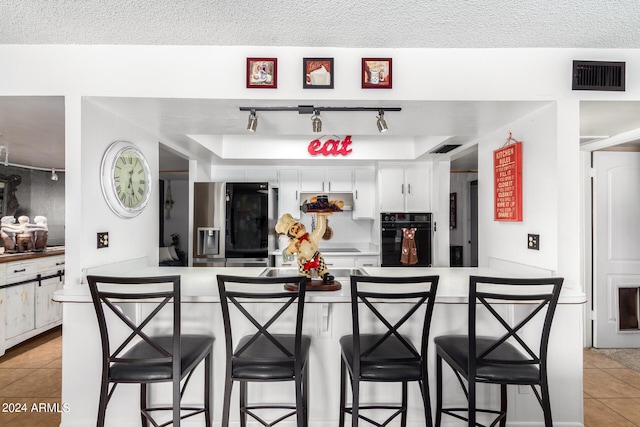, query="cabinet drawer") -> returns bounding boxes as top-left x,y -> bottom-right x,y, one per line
37,256 -> 65,273
6,261 -> 37,281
